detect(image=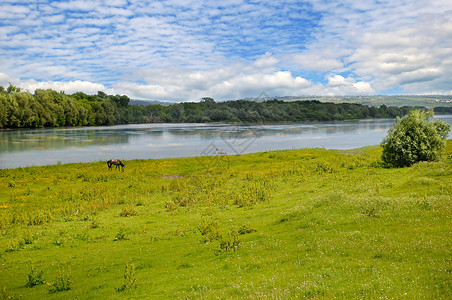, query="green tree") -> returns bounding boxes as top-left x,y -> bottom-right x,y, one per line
200,97 -> 215,104
109,94 -> 130,107
170,103 -> 185,121
77,99 -> 95,125
381,110 -> 450,167
91,101 -> 108,125
4,93 -> 21,127
97,91 -> 107,98
15,92 -> 38,127
6,84 -> 21,93
209,108 -> 231,121
62,96 -> 80,126
0,93 -> 8,127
